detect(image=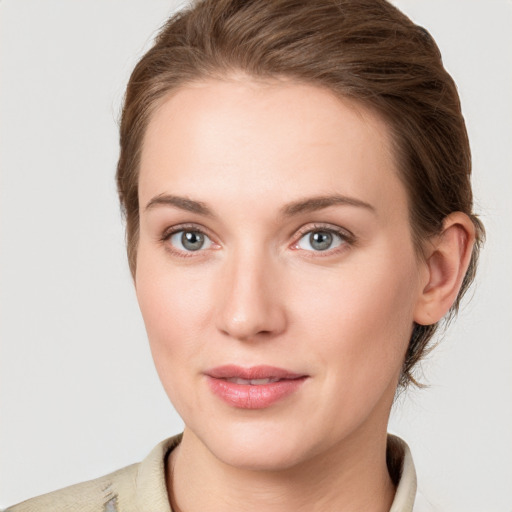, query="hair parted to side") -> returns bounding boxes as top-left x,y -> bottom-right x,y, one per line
116,0 -> 484,387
